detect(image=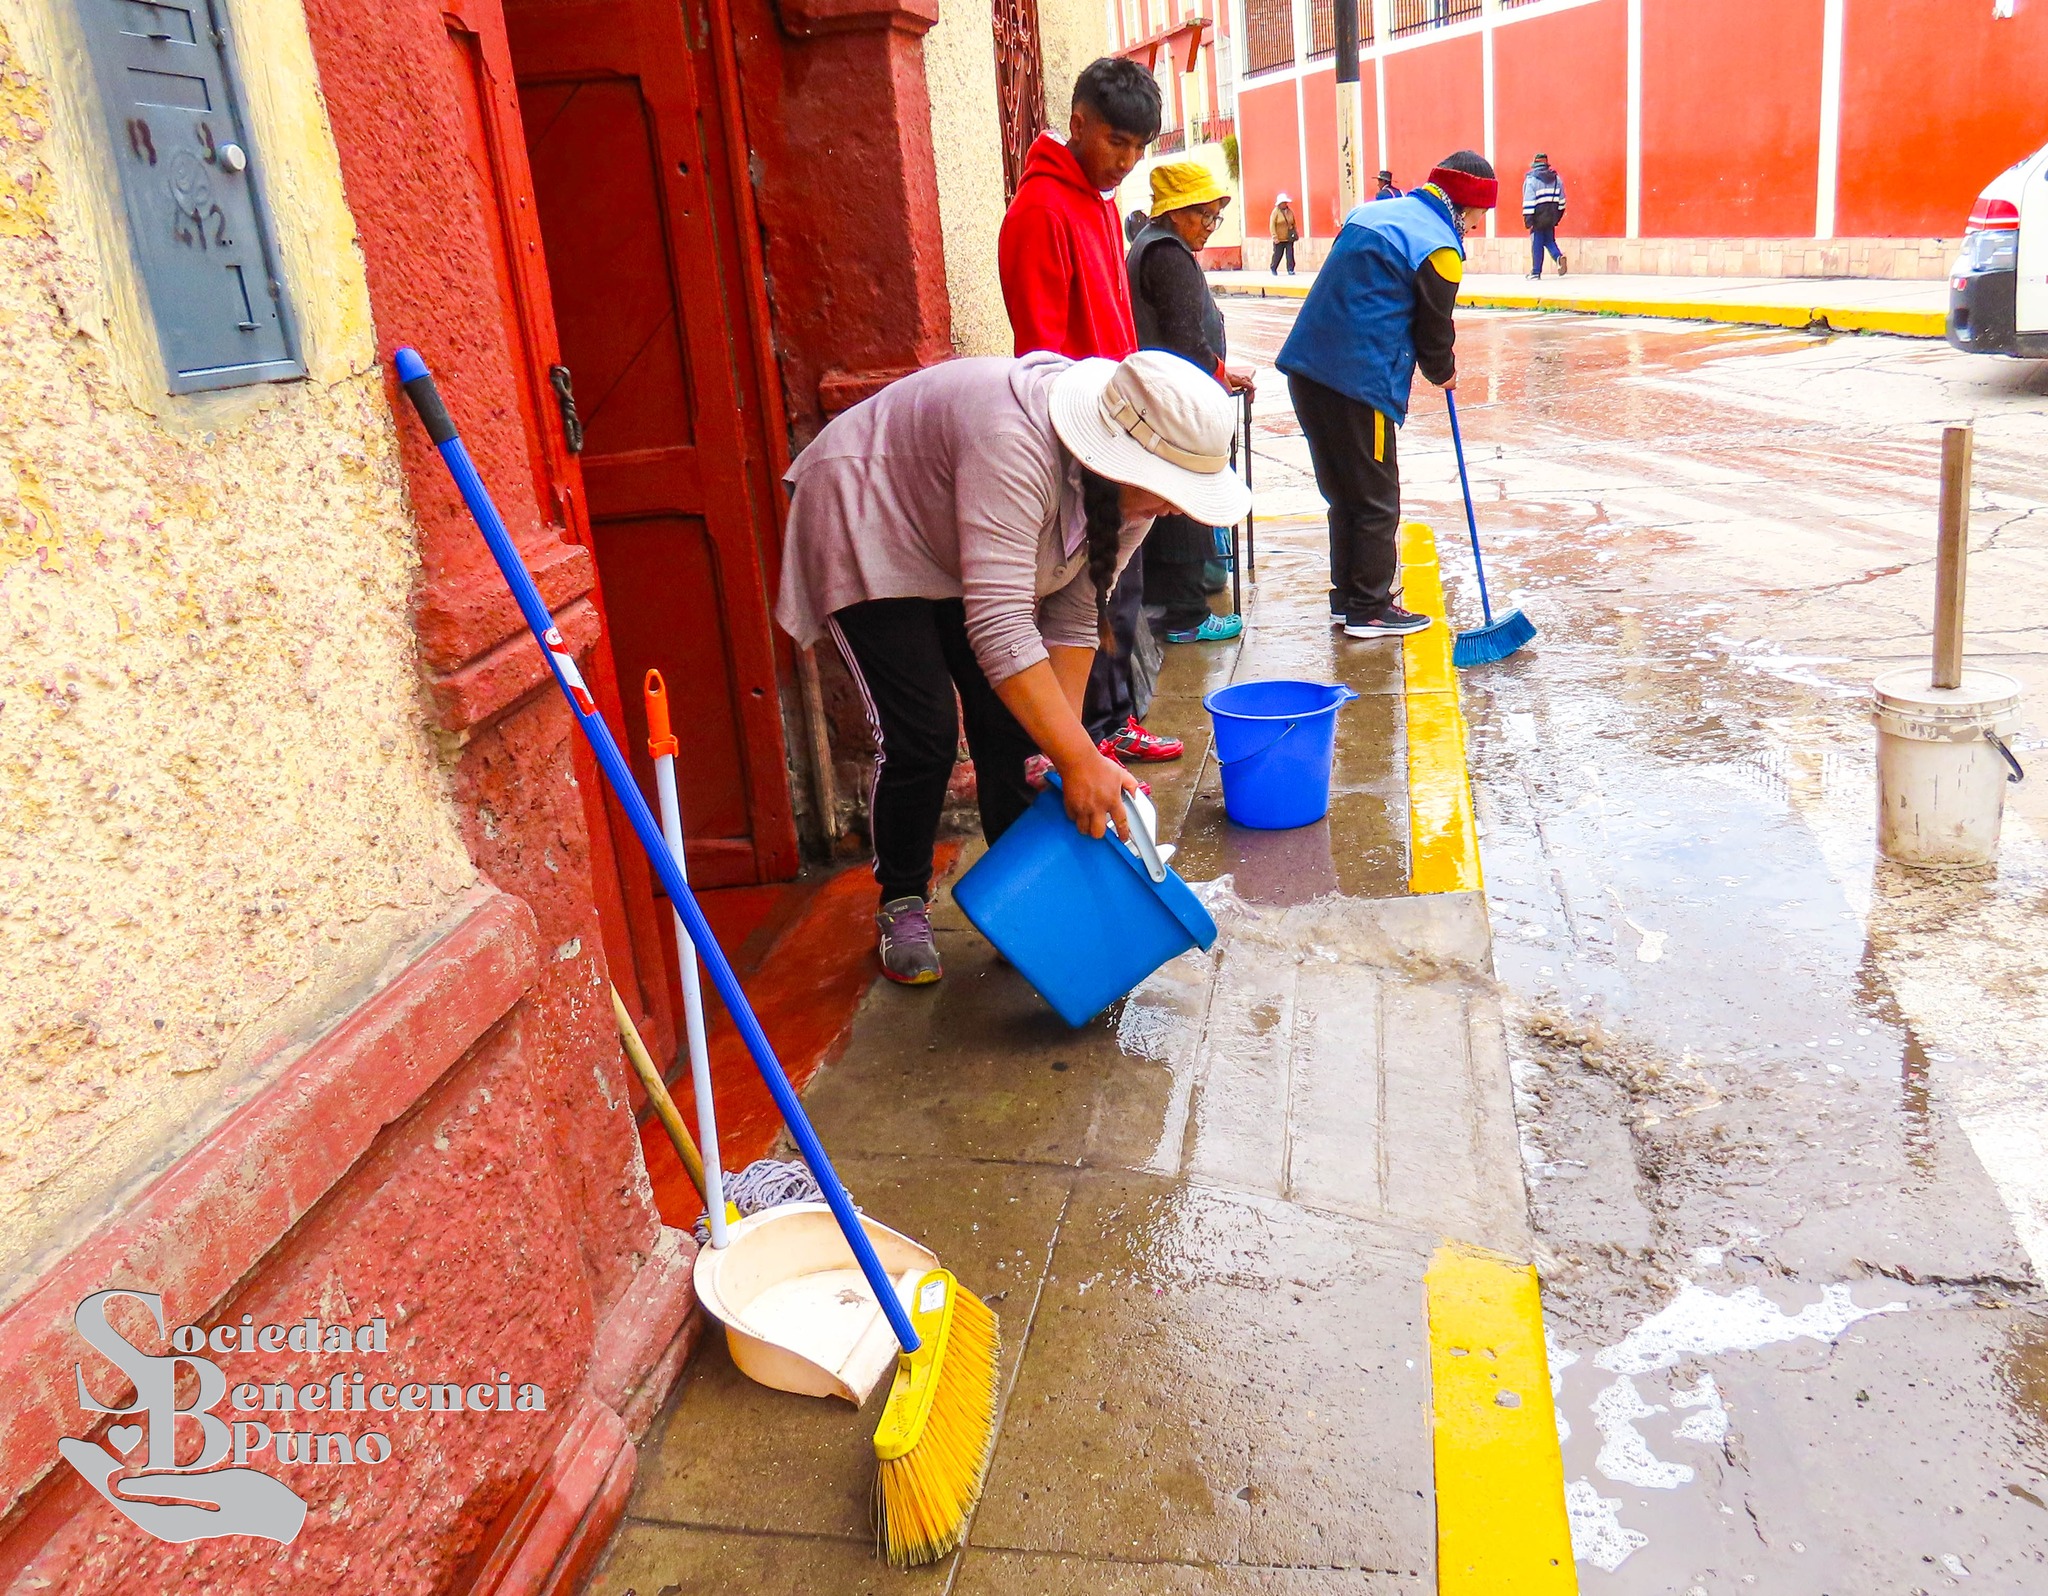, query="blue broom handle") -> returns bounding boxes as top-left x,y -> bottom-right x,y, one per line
393,349 -> 920,1356
1445,388 -> 1495,627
